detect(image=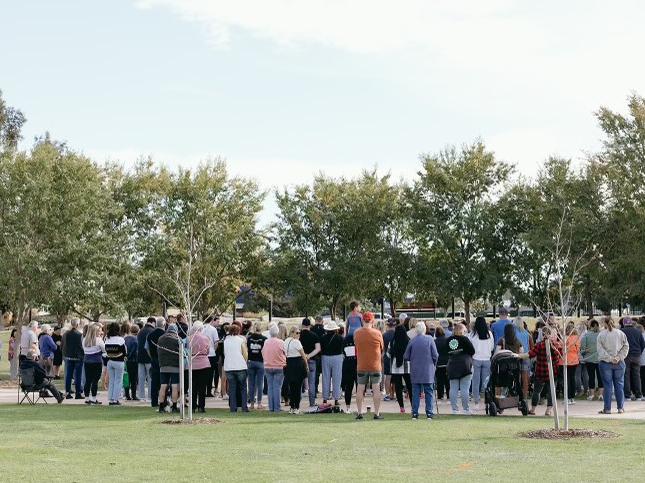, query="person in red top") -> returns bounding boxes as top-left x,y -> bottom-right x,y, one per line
520,325 -> 561,416
353,312 -> 384,420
